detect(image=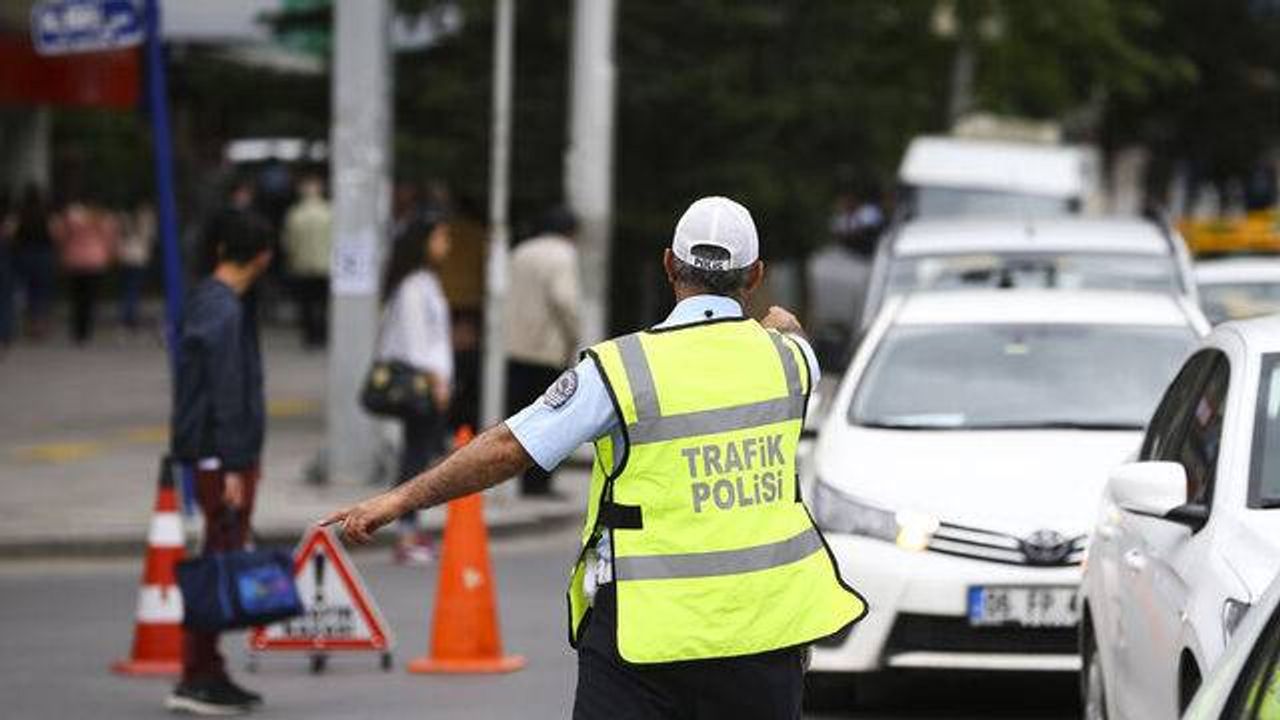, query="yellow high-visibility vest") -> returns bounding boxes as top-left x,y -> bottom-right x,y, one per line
568,317 -> 867,663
